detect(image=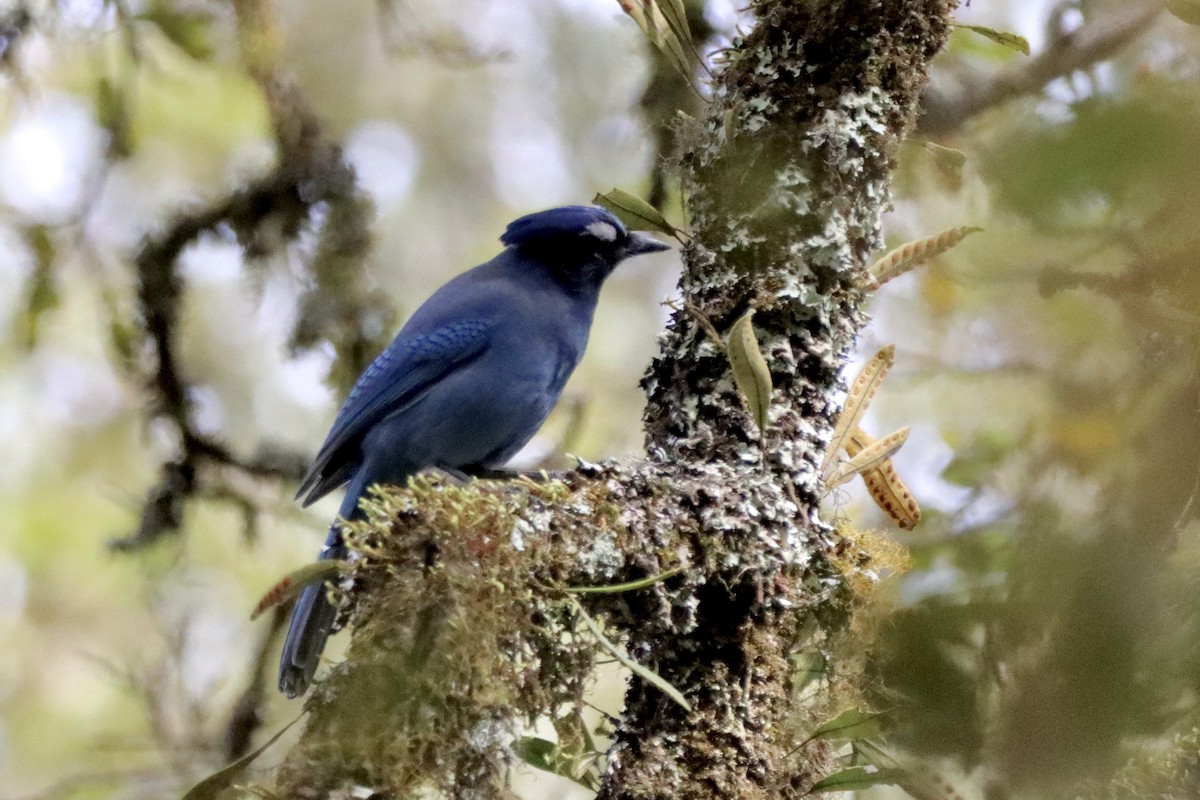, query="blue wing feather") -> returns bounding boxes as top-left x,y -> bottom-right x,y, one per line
295,319 -> 492,505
